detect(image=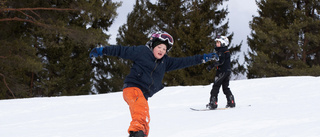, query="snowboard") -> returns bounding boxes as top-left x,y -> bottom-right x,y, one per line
190,107 -> 229,111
